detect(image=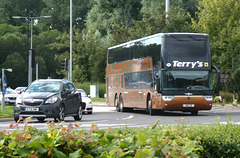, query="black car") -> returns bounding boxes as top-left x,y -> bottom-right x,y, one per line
14,79 -> 85,122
